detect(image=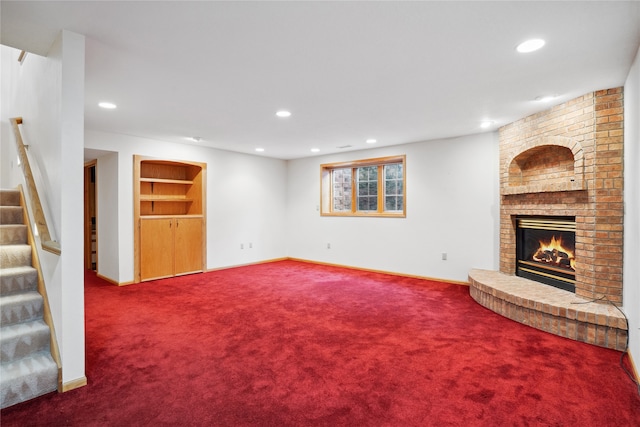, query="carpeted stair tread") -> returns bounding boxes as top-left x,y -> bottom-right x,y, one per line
0,245 -> 31,269
0,351 -> 58,409
1,320 -> 51,363
0,206 -> 24,225
0,291 -> 44,326
0,224 -> 28,245
0,190 -> 21,207
0,266 -> 38,295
